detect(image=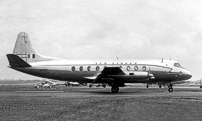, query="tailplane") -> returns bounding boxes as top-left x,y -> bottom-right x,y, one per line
13,32 -> 60,62
7,54 -> 31,67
